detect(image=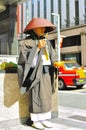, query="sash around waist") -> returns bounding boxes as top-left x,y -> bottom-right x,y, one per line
43,65 -> 50,73
31,65 -> 50,73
